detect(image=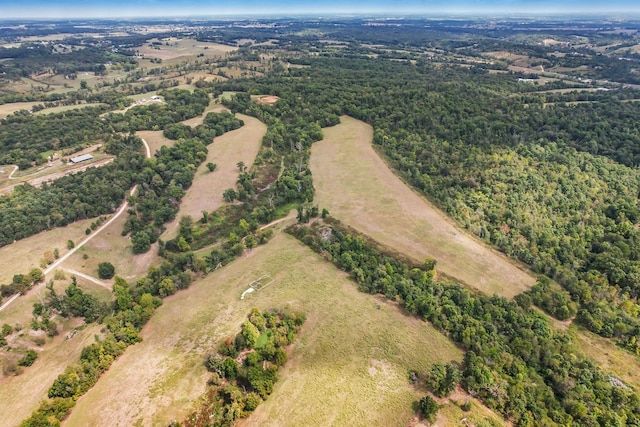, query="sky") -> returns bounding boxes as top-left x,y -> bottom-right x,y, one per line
2,0 -> 640,19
